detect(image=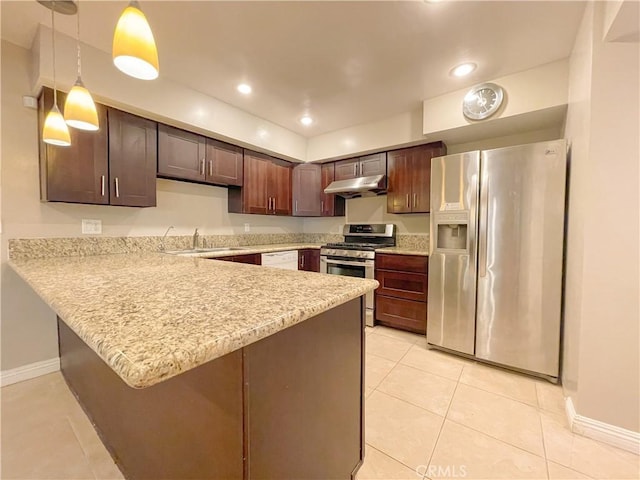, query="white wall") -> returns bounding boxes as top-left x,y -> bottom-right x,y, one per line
563,1 -> 640,432
0,40 -> 303,371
